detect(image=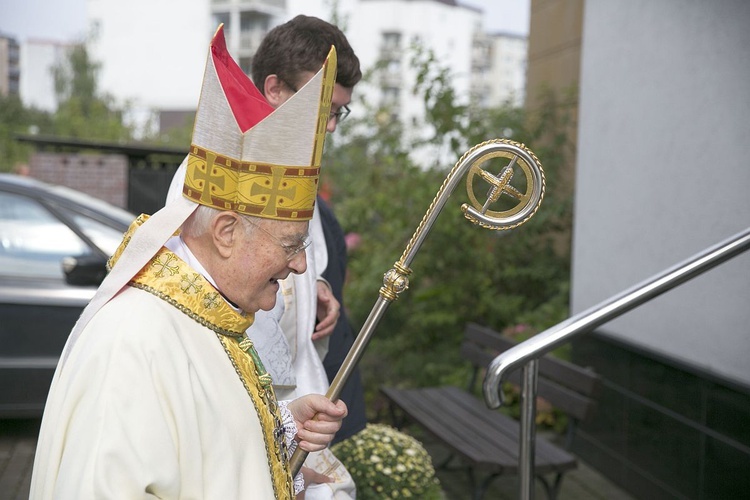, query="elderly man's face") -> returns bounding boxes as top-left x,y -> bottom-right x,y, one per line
219,217 -> 309,313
